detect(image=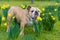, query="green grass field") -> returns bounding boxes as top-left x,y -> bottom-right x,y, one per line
0,1 -> 60,8
0,1 -> 60,40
